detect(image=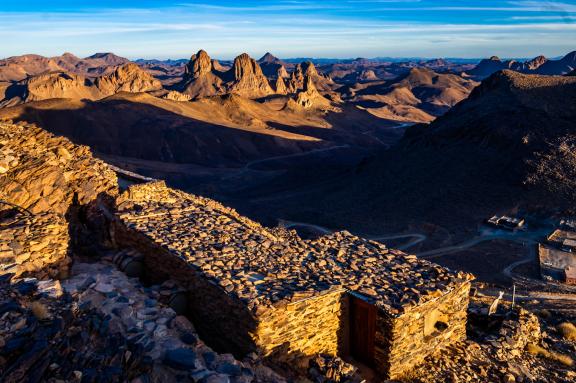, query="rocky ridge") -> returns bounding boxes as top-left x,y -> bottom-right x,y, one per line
0,52 -> 130,82
1,63 -> 162,106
